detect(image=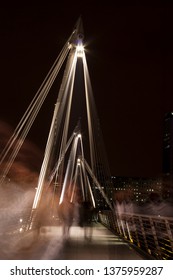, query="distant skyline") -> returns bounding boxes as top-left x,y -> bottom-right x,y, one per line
0,2 -> 173,177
